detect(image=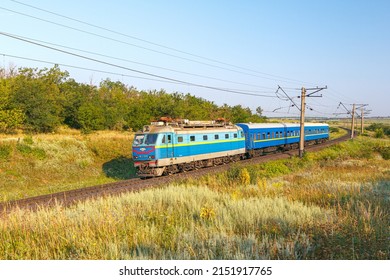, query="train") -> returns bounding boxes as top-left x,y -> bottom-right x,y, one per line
132,119 -> 329,178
